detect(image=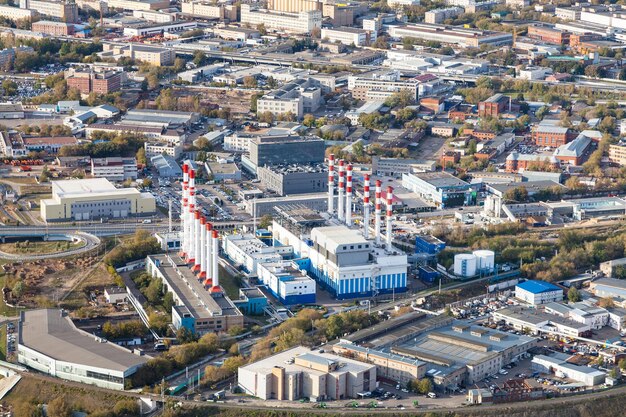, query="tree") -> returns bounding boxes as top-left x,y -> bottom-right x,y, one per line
257,23 -> 267,36
568,286 -> 581,303
311,27 -> 321,39
176,327 -> 197,344
47,396 -> 72,417
136,147 -> 147,165
193,50 -> 206,67
619,358 -> 626,370
258,214 -> 273,229
372,35 -> 389,49
564,176 -> 585,192
417,378 -> 433,394
142,178 -> 153,188
113,400 -> 140,417
303,113 -> 316,127
598,297 -> 615,308
12,281 -> 24,298
2,79 -> 17,96
610,367 -> 620,379
243,75 -> 257,88
503,186 -> 528,202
